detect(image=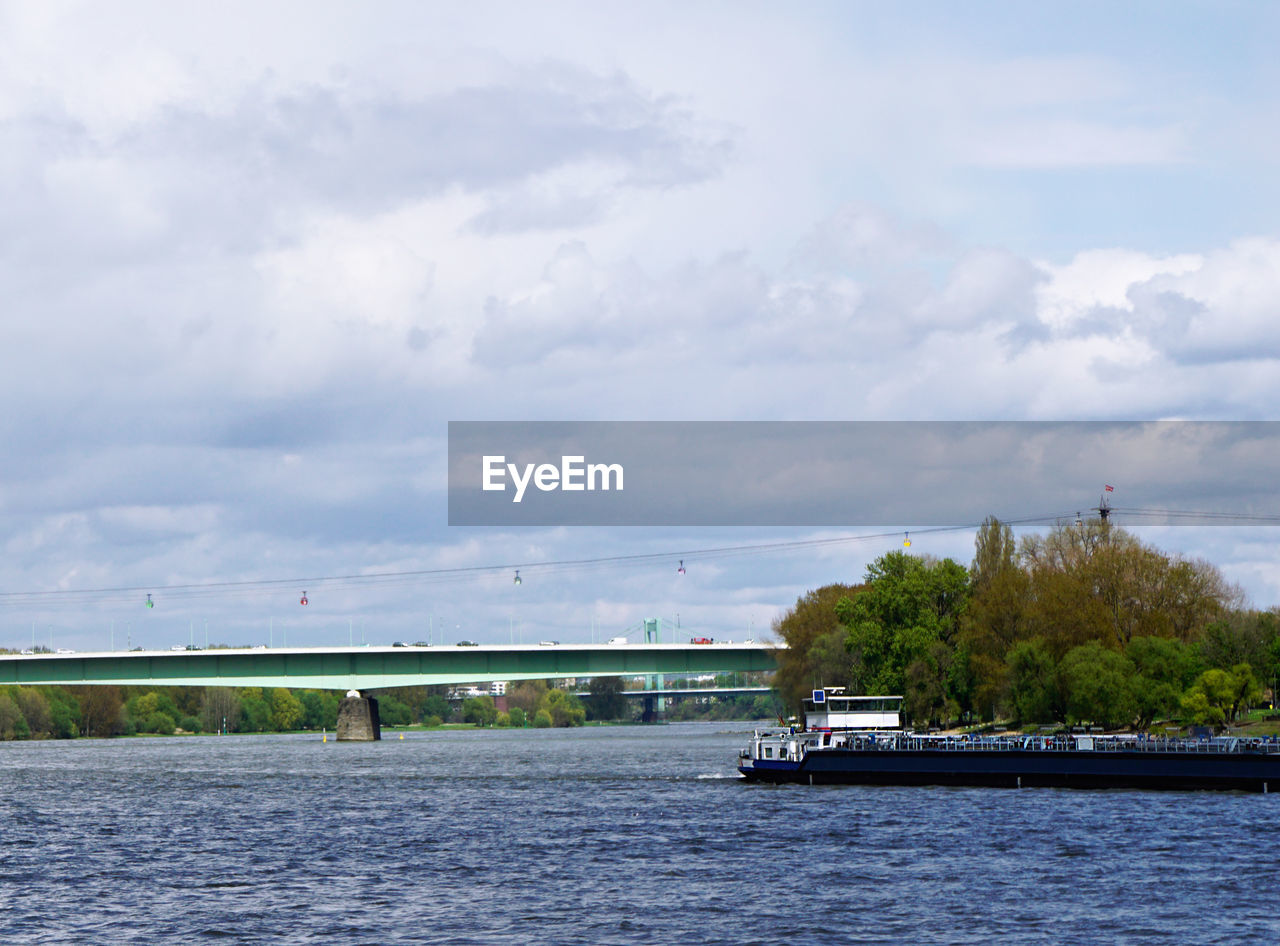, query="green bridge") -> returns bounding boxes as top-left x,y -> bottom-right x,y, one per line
0,643 -> 778,691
